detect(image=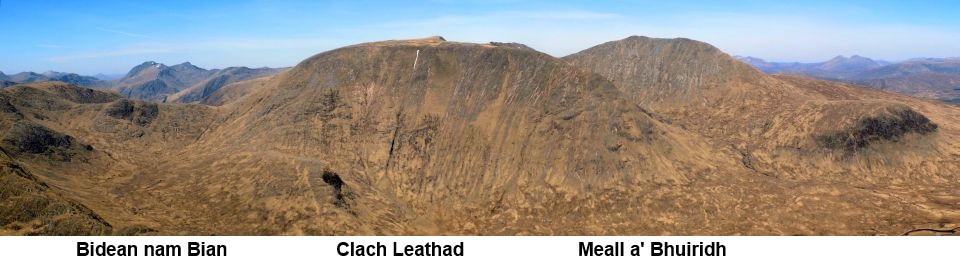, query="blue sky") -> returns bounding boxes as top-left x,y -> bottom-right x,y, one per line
2,0 -> 959,75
